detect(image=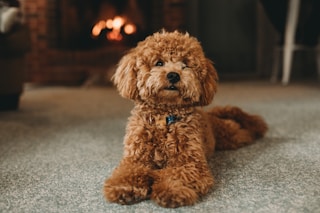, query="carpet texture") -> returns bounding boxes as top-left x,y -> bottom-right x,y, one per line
1,81 -> 319,213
